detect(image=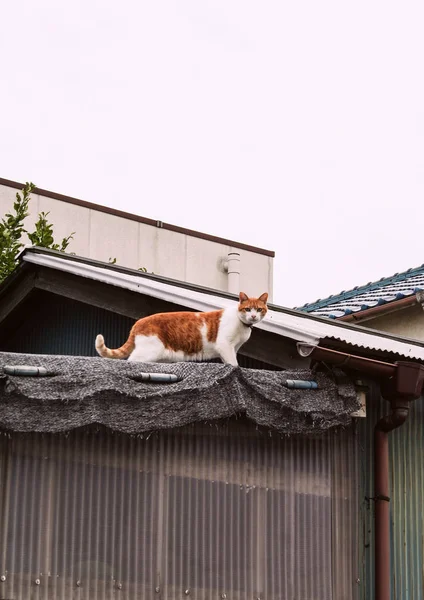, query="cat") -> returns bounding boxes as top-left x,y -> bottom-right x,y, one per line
95,292 -> 268,366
